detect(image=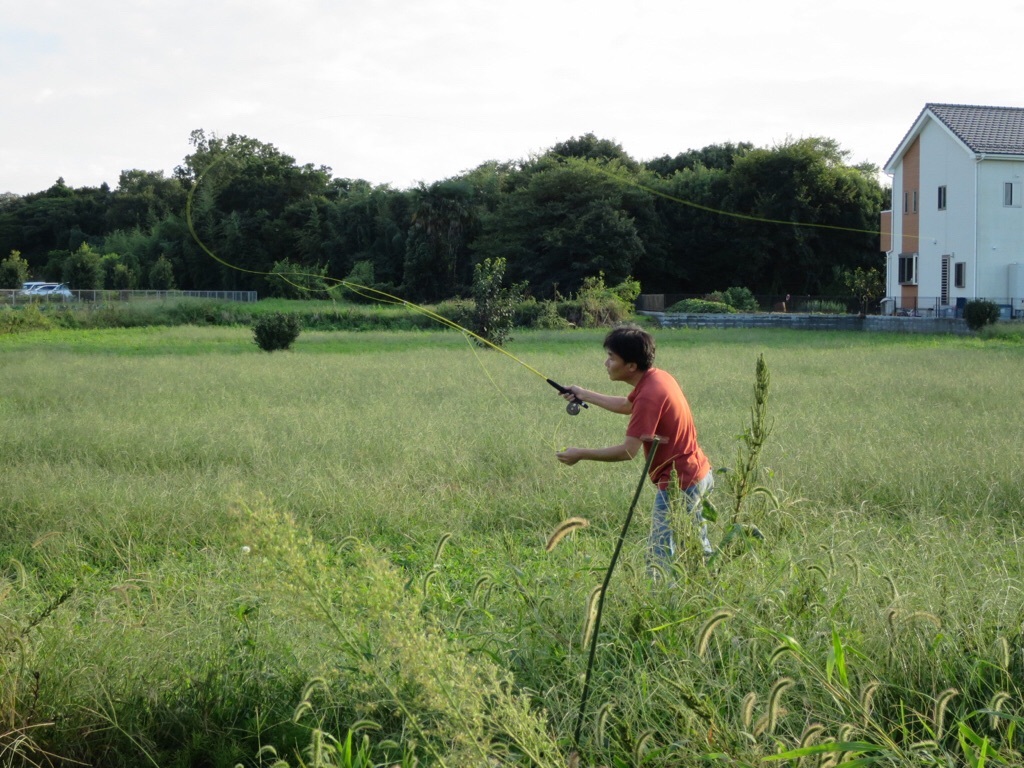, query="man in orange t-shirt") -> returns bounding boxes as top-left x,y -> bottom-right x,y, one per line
555,325 -> 714,566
